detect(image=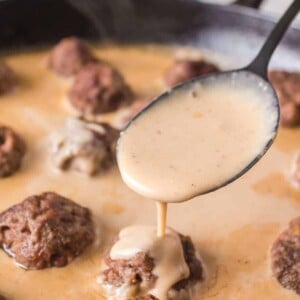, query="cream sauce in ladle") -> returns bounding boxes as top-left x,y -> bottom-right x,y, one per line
118,74 -> 278,203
